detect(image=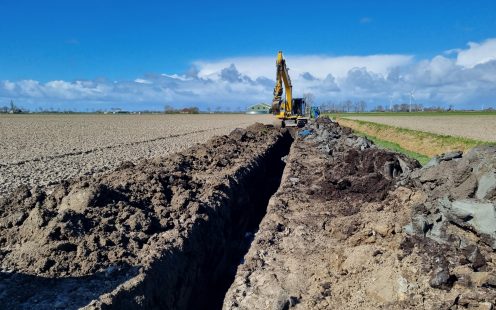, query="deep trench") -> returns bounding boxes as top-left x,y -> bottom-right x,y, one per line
188,131 -> 294,310
102,131 -> 294,310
